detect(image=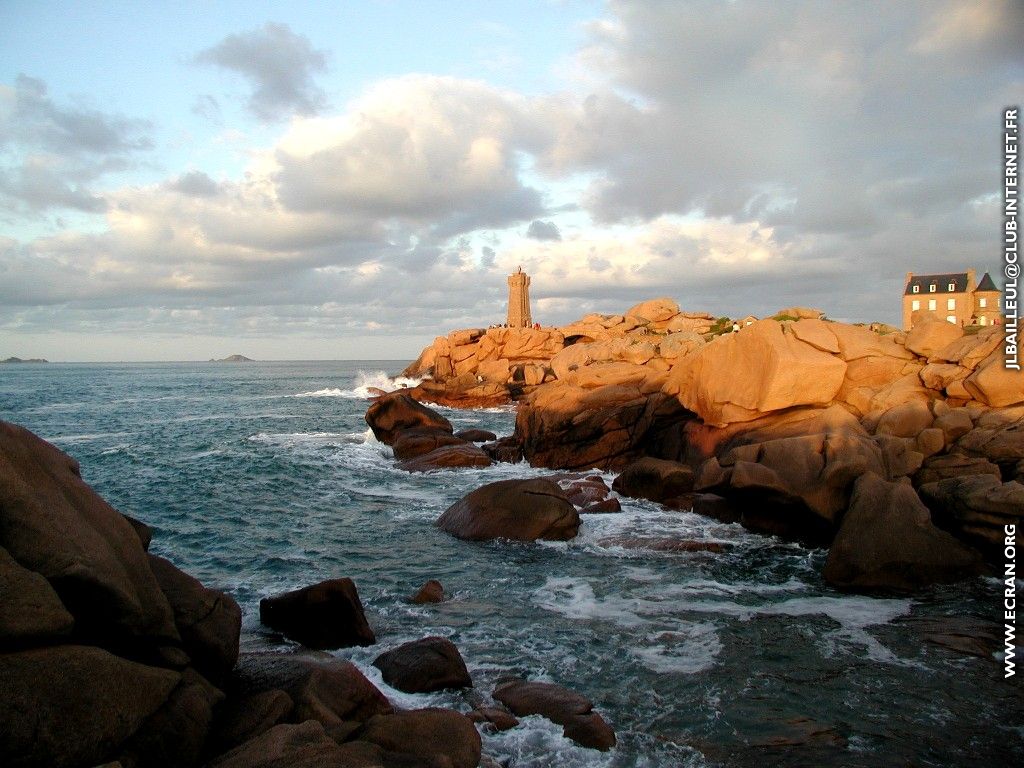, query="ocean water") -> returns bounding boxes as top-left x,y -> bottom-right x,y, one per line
1,360 -> 1020,767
